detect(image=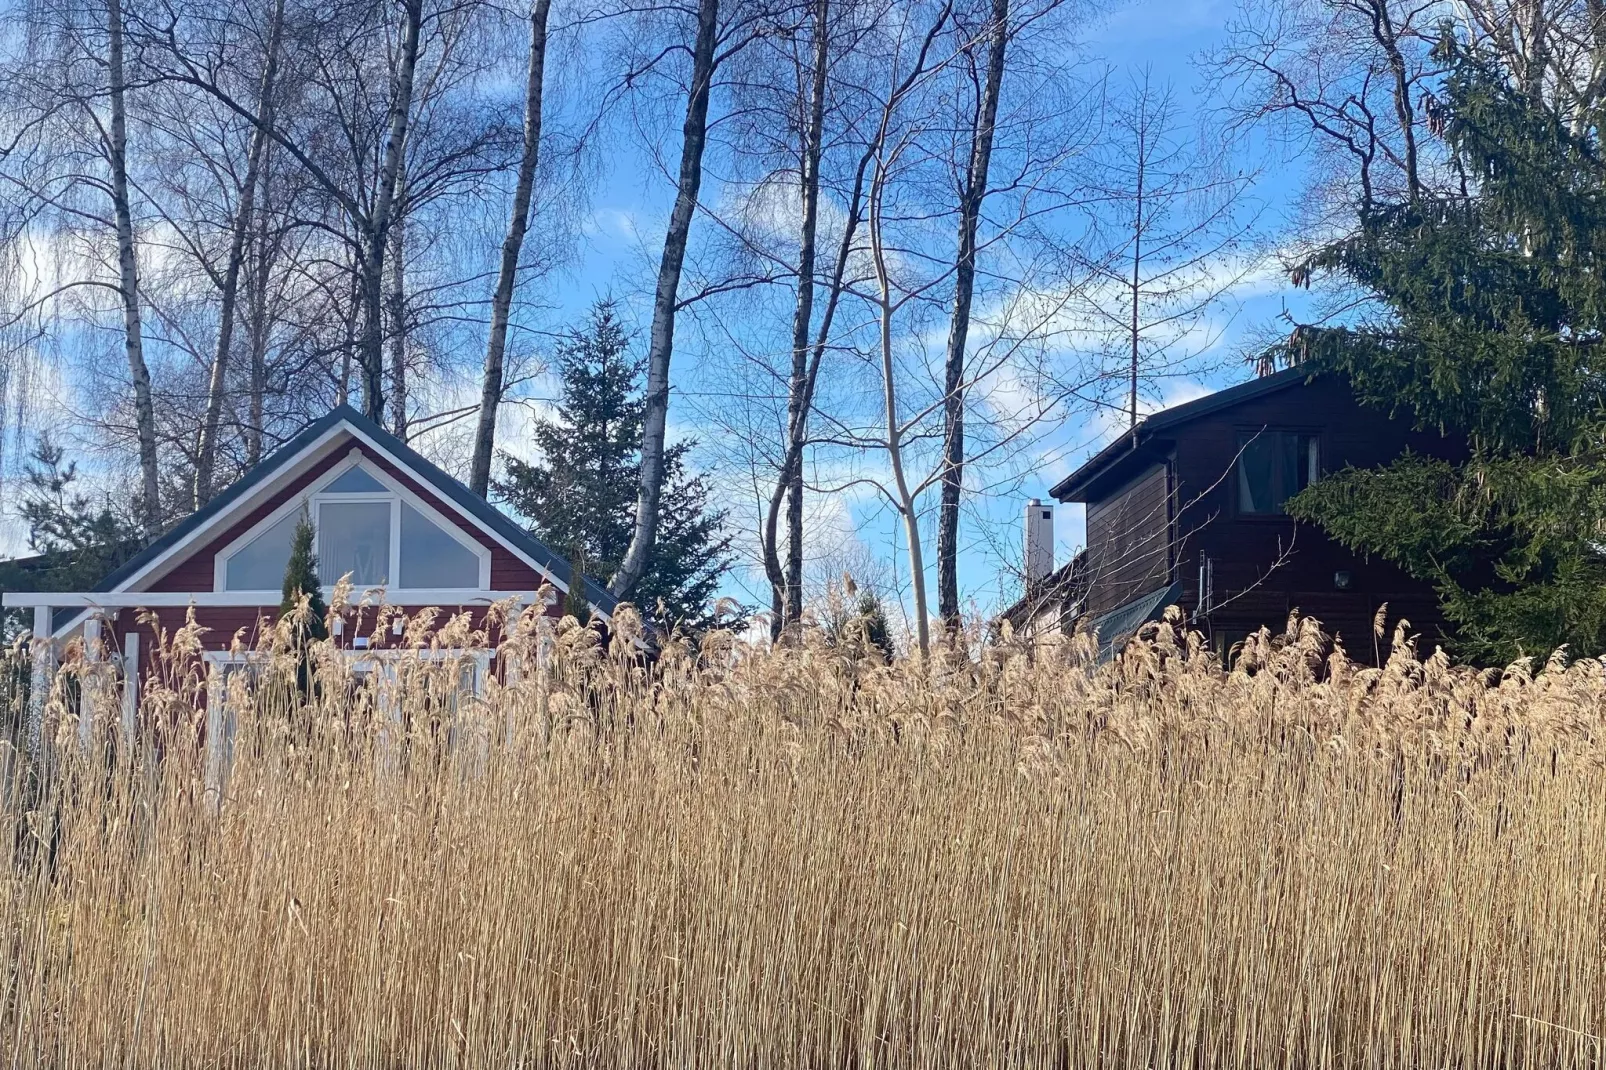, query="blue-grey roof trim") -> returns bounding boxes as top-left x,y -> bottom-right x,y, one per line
1088,581 -> 1182,664
1050,367 -> 1313,502
90,405 -> 619,614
